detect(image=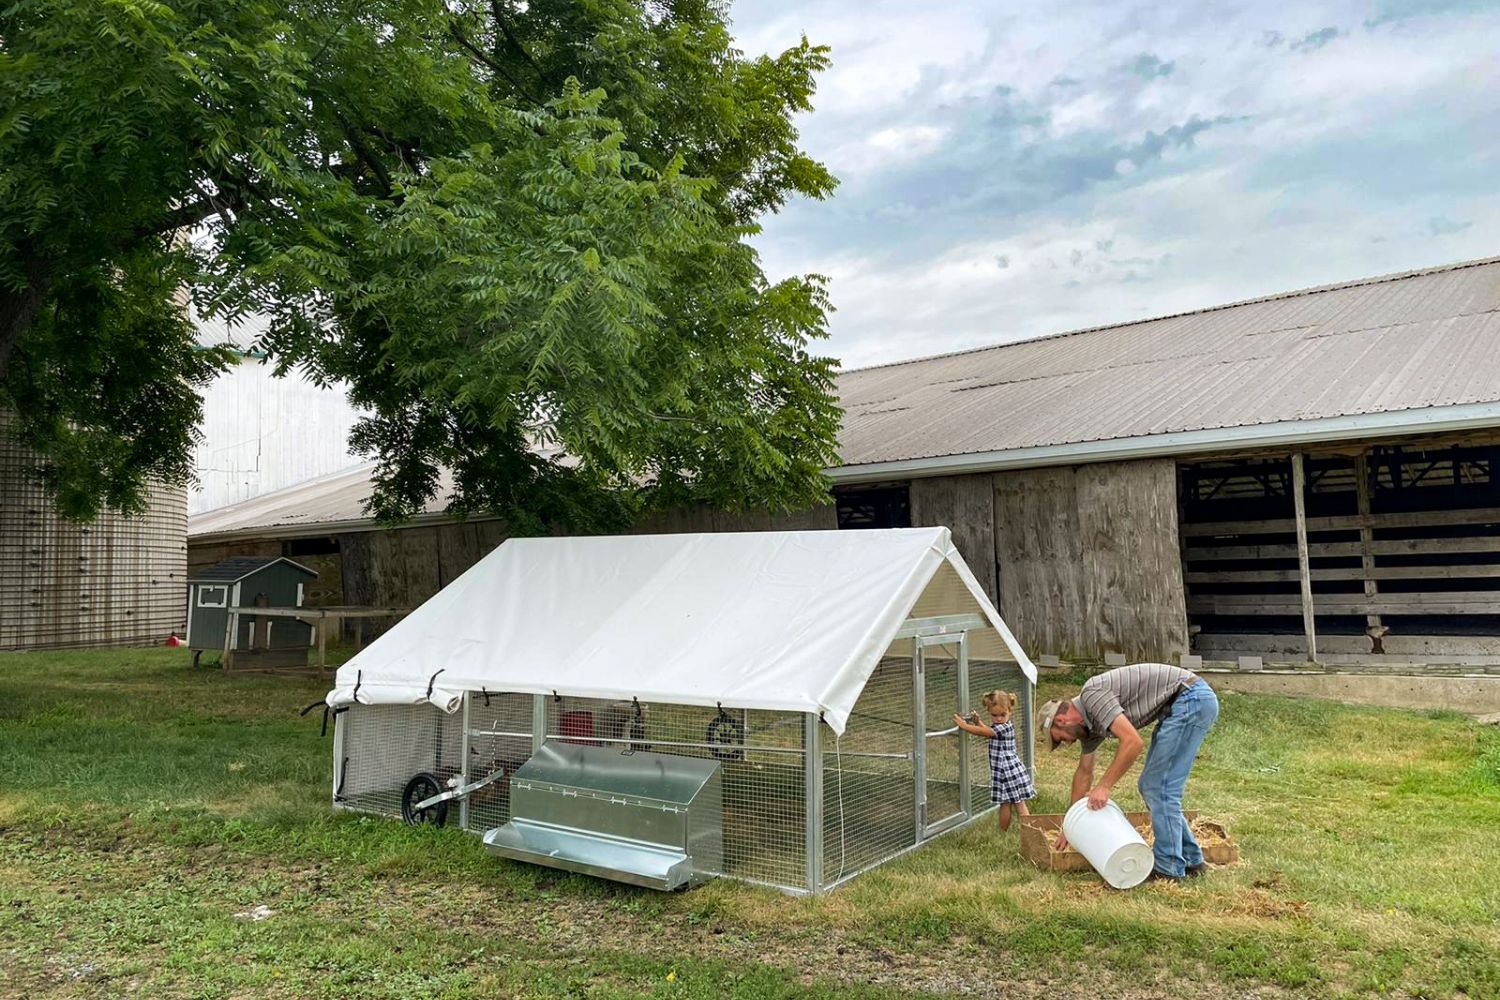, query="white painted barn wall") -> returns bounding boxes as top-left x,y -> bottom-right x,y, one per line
191,357 -> 365,514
